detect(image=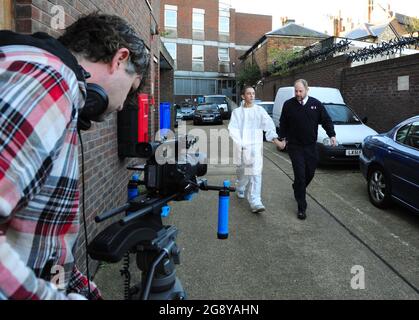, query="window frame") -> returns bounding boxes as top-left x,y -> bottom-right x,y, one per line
192,45 -> 204,61
164,5 -> 178,28
218,47 -> 230,61
219,16 -> 230,34
192,8 -> 205,31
